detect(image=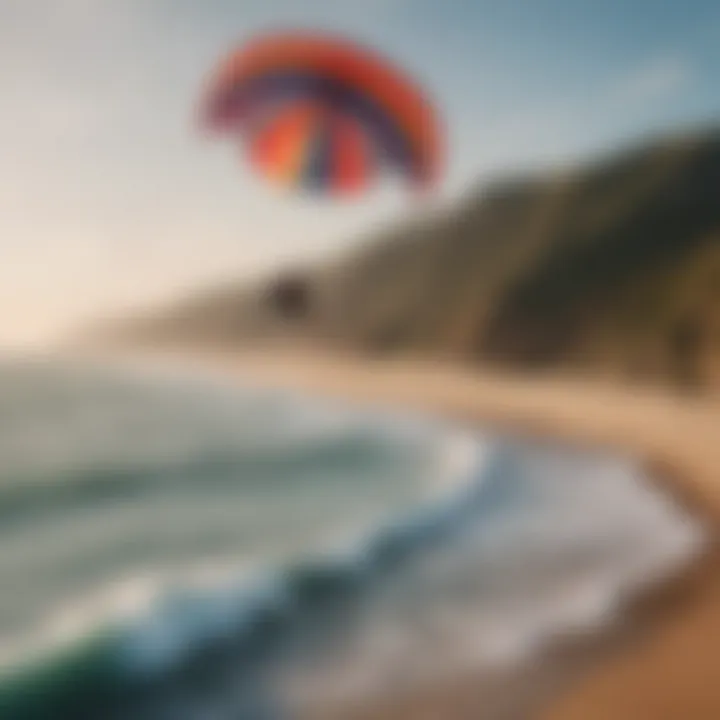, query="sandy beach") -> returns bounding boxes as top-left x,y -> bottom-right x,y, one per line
139,346 -> 720,719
